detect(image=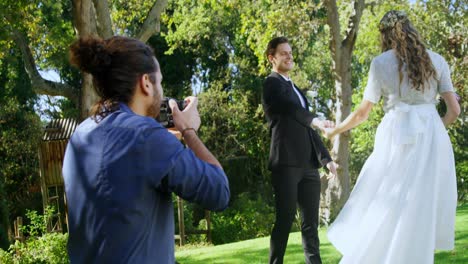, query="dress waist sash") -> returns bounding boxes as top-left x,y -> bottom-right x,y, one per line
386,102 -> 436,146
